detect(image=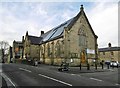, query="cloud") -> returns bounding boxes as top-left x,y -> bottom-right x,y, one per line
0,2 -> 118,48
87,2 -> 118,48
0,2 -> 66,46
0,3 -> 42,45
